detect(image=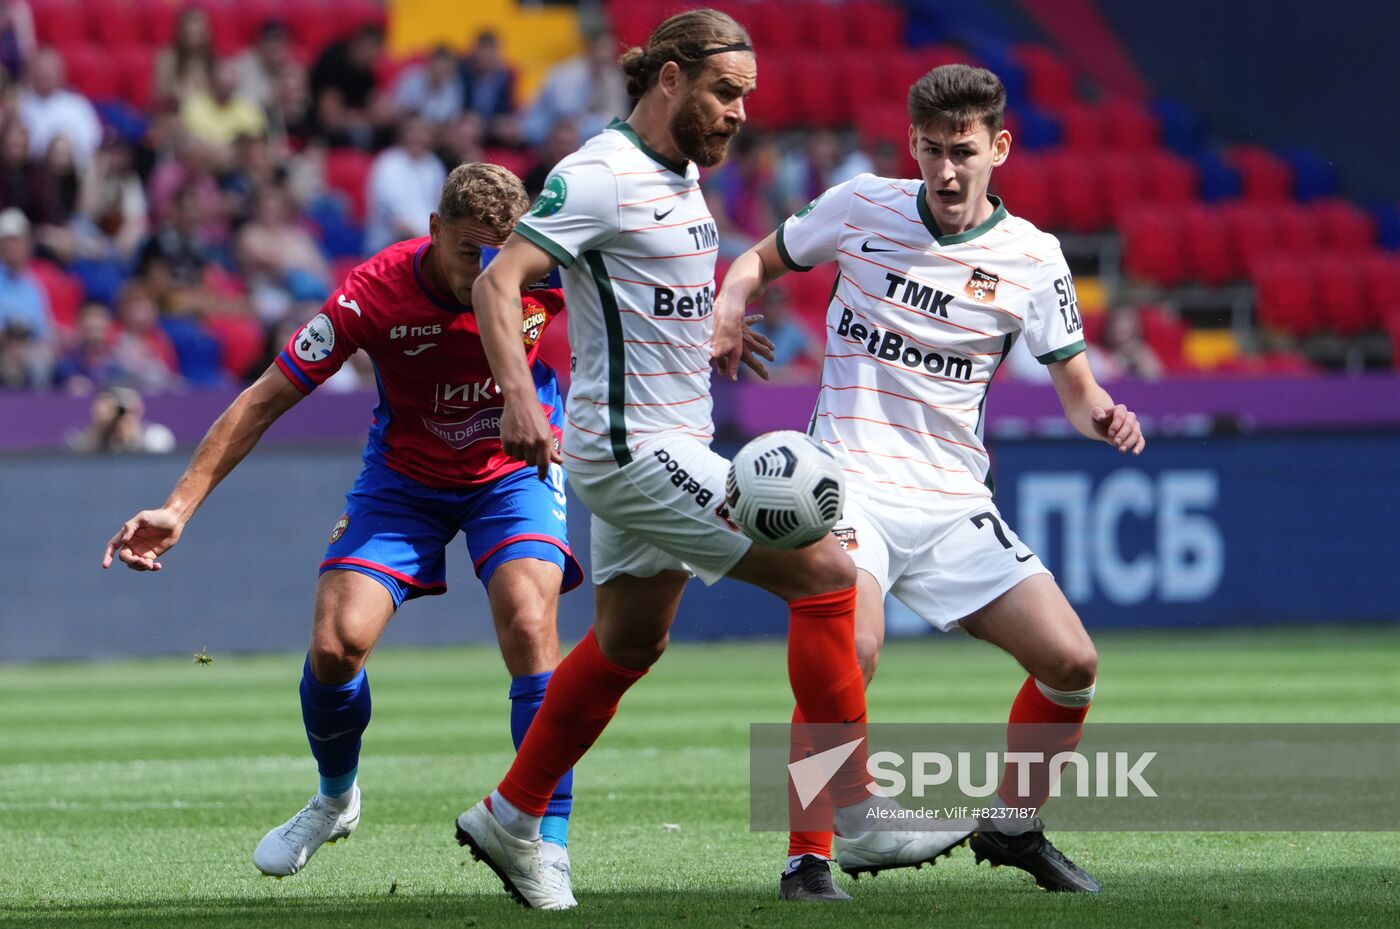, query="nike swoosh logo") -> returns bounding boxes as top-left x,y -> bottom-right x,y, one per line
307,728 -> 358,742
403,343 -> 437,356
1015,553 -> 1035,563
654,205 -> 677,221
861,241 -> 896,253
